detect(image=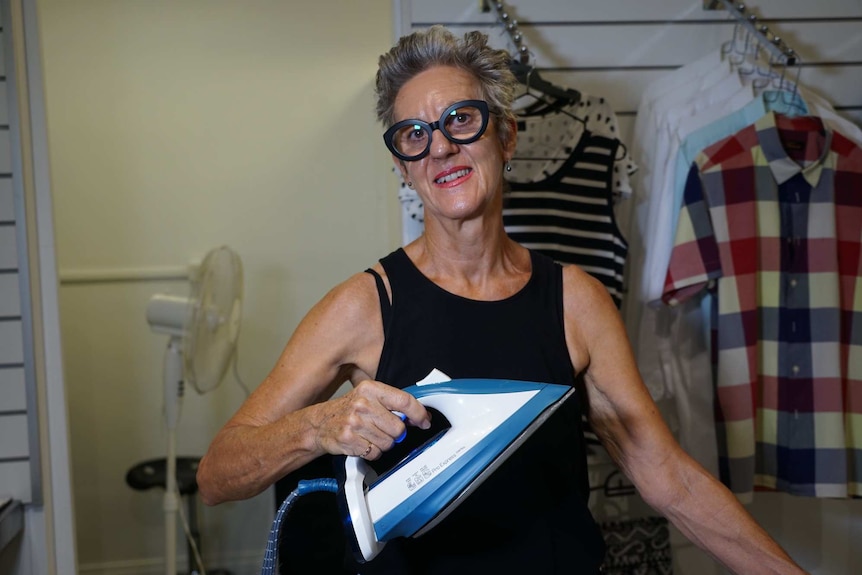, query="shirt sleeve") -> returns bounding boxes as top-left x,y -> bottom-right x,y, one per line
662,162 -> 723,305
